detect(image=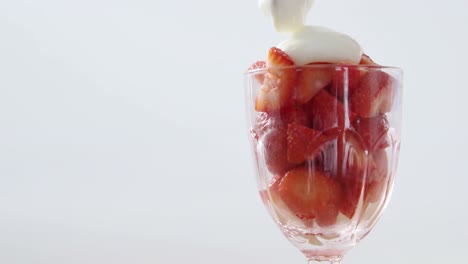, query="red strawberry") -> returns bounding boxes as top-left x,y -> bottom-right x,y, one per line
254,112 -> 276,138
365,149 -> 389,203
295,64 -> 333,104
280,105 -> 310,126
339,147 -> 386,214
339,173 -> 363,219
261,126 -> 291,175
306,89 -> 357,131
274,167 -> 342,226
255,47 -> 296,112
329,64 -> 362,99
256,105 -> 310,174
336,130 -> 372,218
329,54 -> 378,99
248,61 -> 266,84
360,54 -> 377,65
254,105 -> 309,138
287,123 -> 321,164
287,124 -> 348,170
350,70 -> 395,118
303,127 -> 341,173
339,130 -> 371,175
353,114 -> 391,151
